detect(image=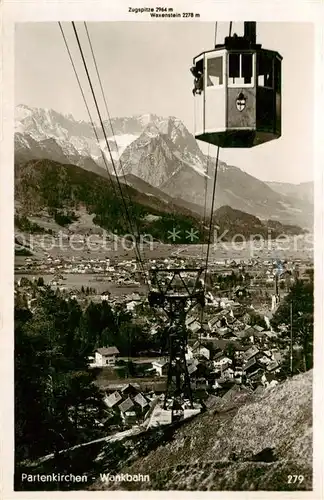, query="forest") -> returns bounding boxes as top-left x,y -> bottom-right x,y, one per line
15,286 -> 162,464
